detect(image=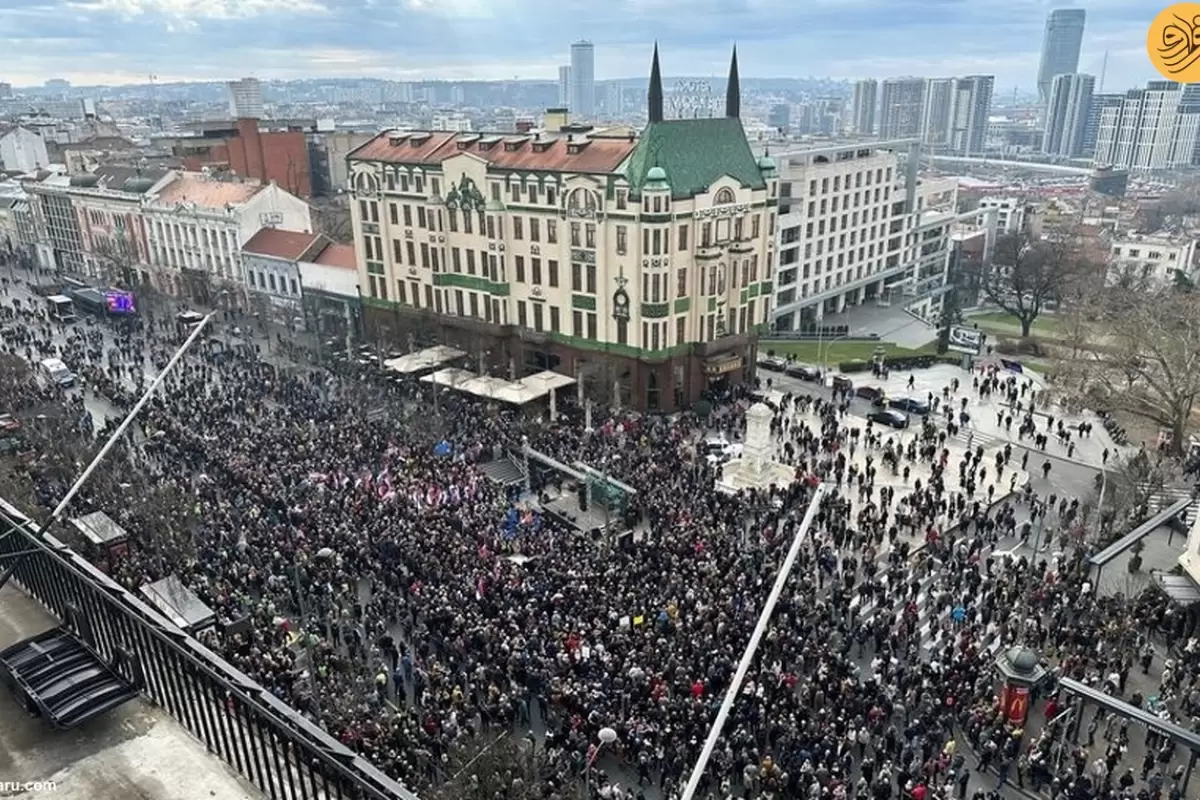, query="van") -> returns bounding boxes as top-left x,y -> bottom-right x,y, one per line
37,357 -> 76,389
